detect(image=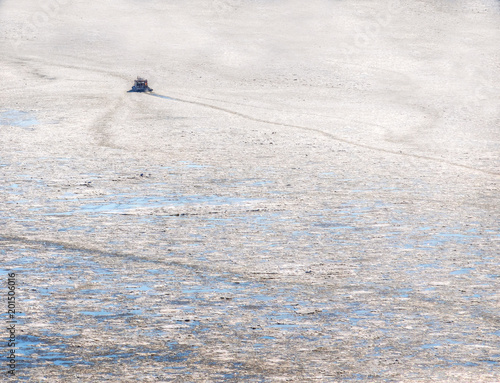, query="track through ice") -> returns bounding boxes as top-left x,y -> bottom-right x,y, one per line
149,92 -> 500,177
